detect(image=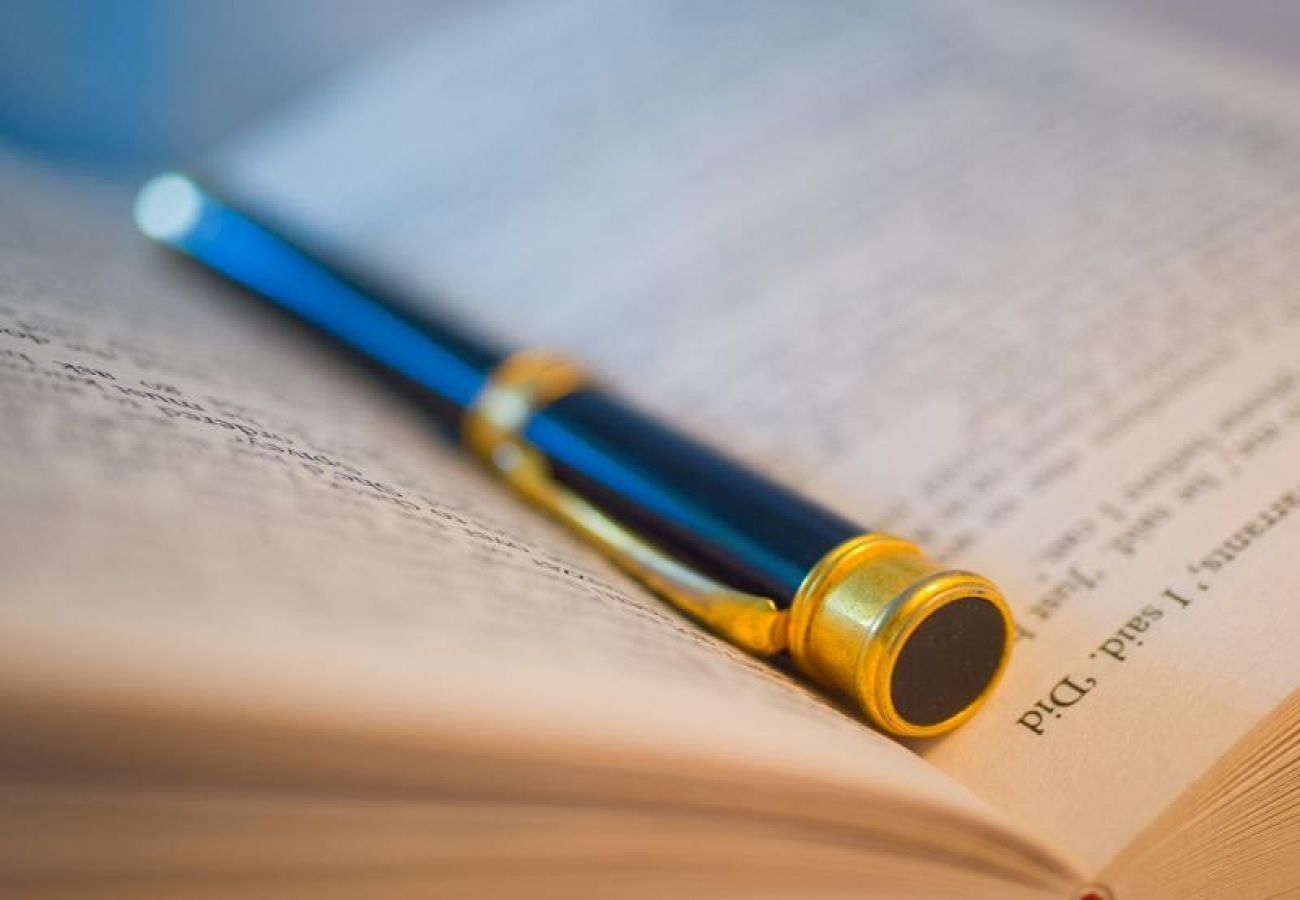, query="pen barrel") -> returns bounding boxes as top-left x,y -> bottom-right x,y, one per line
137,174 -> 508,431
523,388 -> 861,605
